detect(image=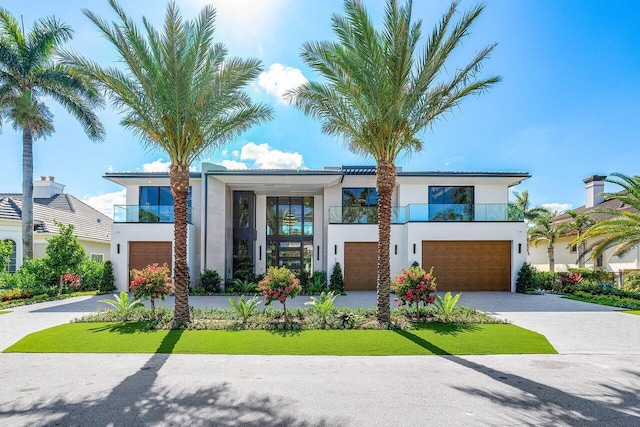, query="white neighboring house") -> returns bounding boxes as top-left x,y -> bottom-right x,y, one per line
106,163 -> 529,292
528,175 -> 640,273
0,176 -> 113,272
